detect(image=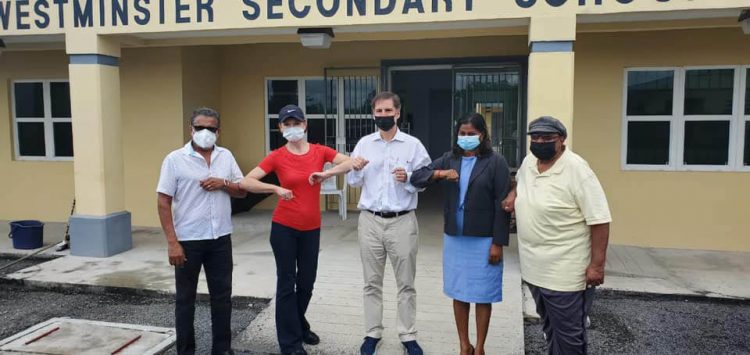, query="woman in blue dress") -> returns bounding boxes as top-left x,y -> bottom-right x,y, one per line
411,113 -> 512,355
